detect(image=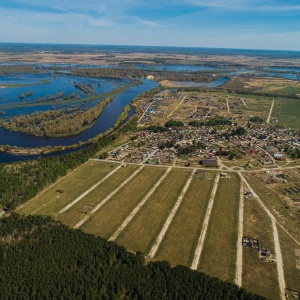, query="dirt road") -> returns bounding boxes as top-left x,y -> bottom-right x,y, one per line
191,174 -> 220,270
